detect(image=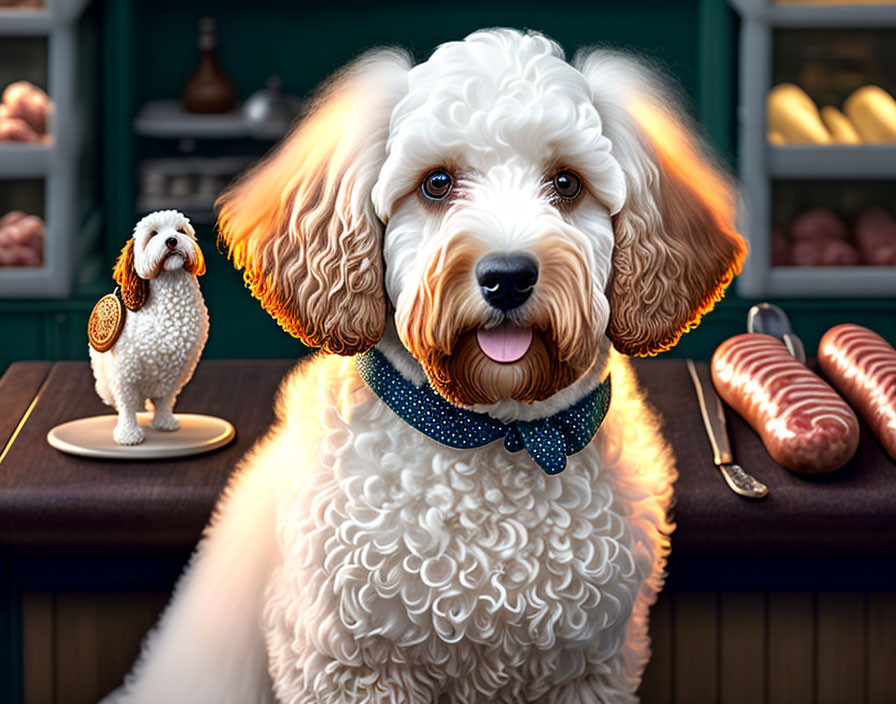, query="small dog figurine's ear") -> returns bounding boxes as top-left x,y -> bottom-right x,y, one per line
182,223 -> 205,277
576,51 -> 748,357
216,49 -> 411,355
184,248 -> 206,277
113,238 -> 149,311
